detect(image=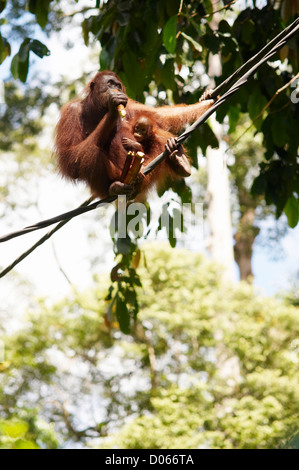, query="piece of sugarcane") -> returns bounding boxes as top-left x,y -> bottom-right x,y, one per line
123,151 -> 145,184
113,89 -> 127,118
117,104 -> 126,118
120,151 -> 135,182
